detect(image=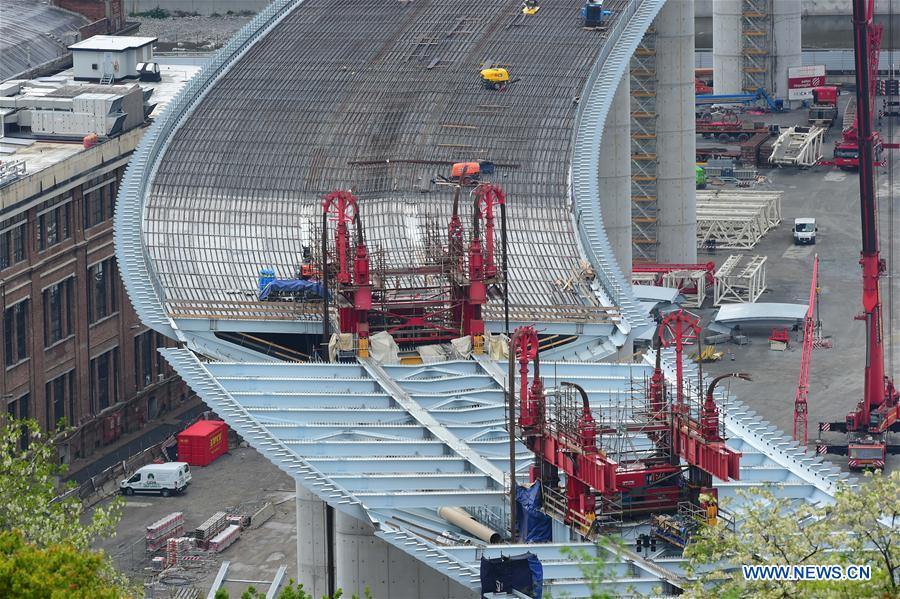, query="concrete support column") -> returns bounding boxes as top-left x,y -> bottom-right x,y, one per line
713,0 -> 742,95
773,0 -> 802,105
334,511 -> 477,598
656,0 -> 697,264
598,72 -> 632,276
295,482 -> 329,597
